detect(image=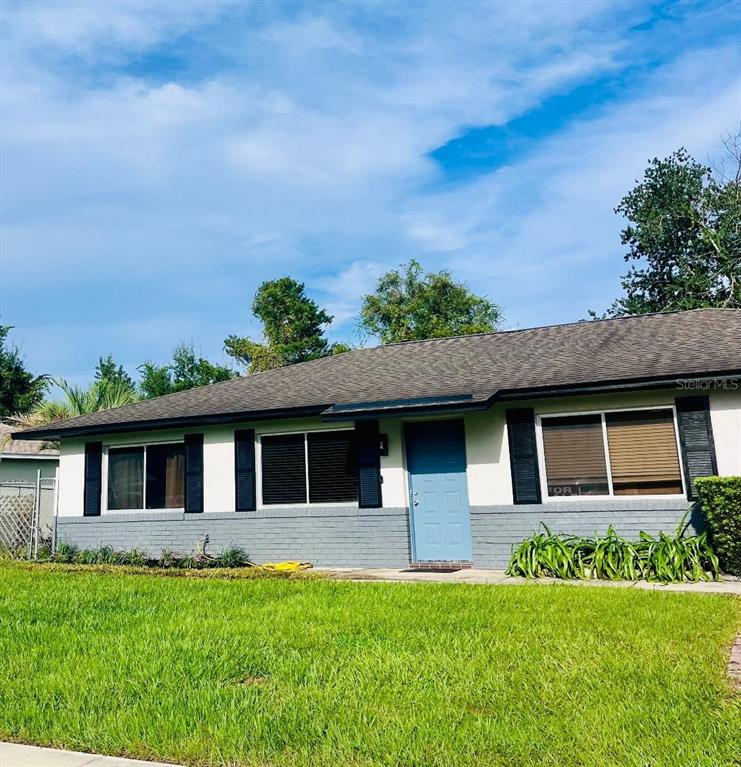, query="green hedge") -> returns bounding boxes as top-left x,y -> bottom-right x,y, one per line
696,476 -> 741,576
